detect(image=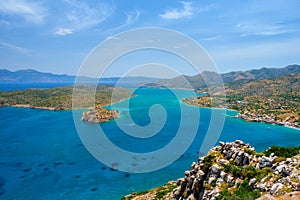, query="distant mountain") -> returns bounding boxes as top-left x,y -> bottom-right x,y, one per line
225,73 -> 300,97
222,64 -> 300,82
0,69 -> 75,82
2,65 -> 299,88
0,69 -> 160,86
145,64 -> 300,89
